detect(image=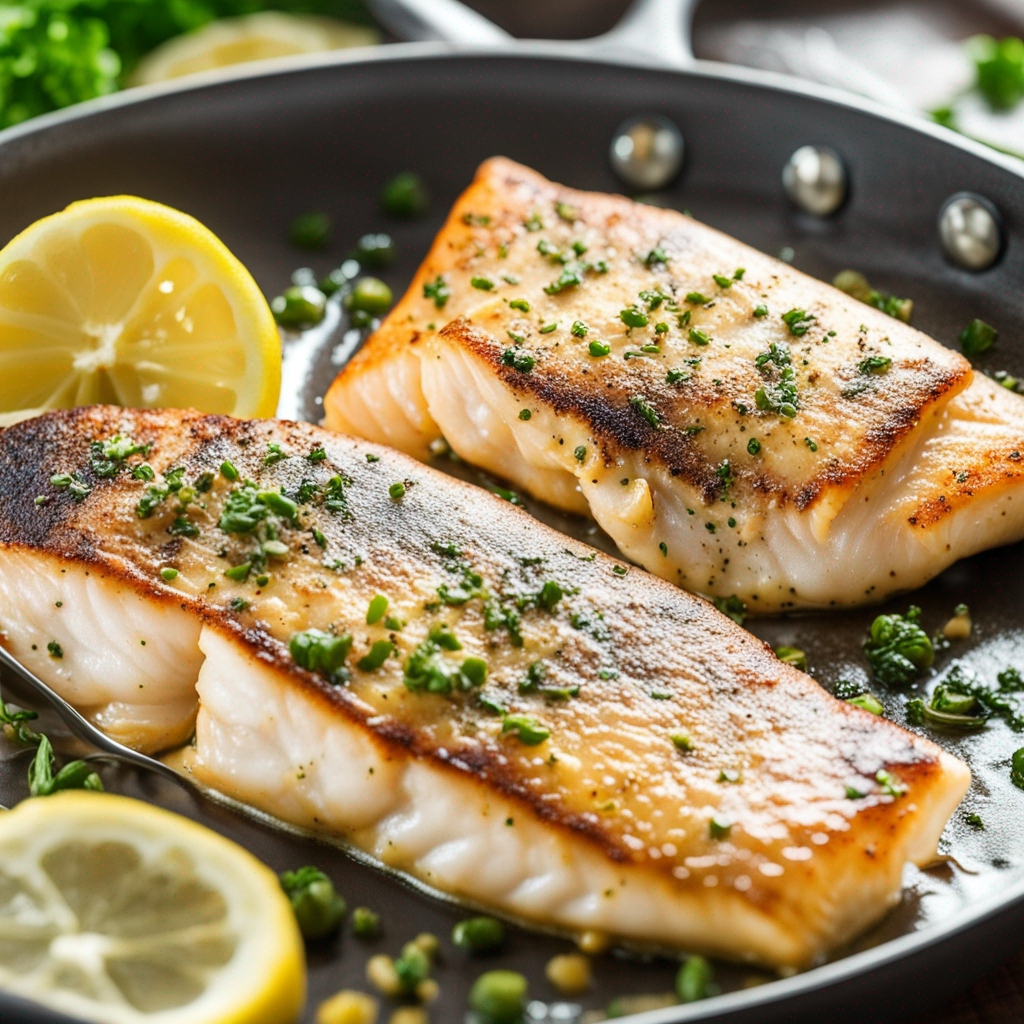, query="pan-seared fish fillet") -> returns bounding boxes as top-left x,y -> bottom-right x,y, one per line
324,158 -> 1024,613
0,407 -> 969,968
